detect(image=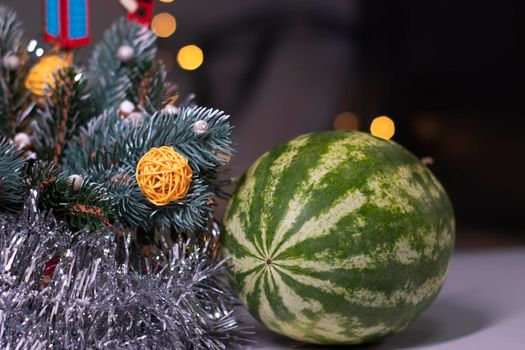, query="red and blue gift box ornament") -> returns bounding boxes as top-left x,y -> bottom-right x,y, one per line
120,0 -> 155,27
43,0 -> 91,49
128,0 -> 154,26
